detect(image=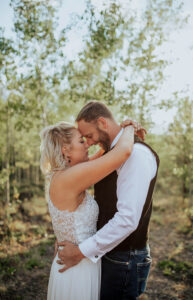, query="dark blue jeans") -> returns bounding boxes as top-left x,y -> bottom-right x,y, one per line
100,245 -> 152,300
